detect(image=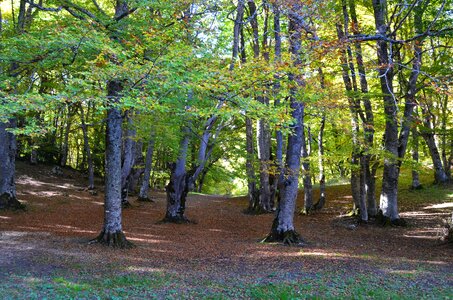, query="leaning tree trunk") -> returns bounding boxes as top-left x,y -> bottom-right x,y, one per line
163,125 -> 190,223
92,80 -> 132,248
264,7 -> 305,245
138,135 -> 155,201
420,114 -> 449,184
0,120 -> 23,210
336,21 -> 362,215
